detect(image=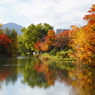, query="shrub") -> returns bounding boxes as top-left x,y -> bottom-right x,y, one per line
50,48 -> 59,56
